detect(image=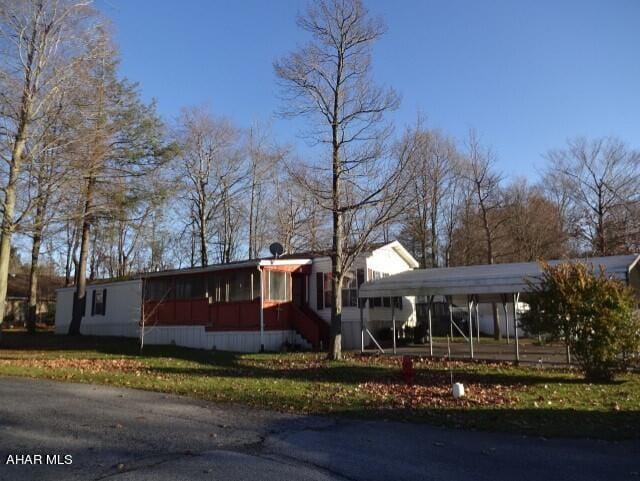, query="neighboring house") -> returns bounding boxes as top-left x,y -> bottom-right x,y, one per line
54,241 -> 419,351
4,272 -> 63,325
